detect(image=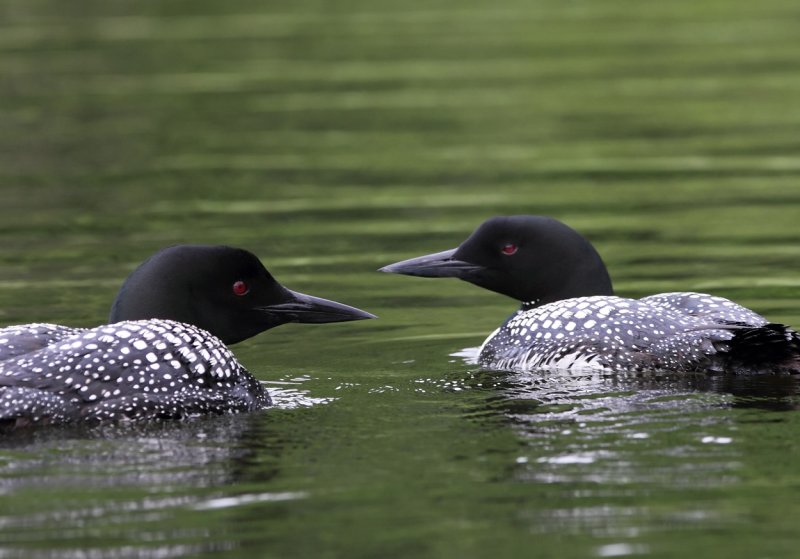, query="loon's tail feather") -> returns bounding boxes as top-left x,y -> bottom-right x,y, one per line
724,323 -> 800,374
